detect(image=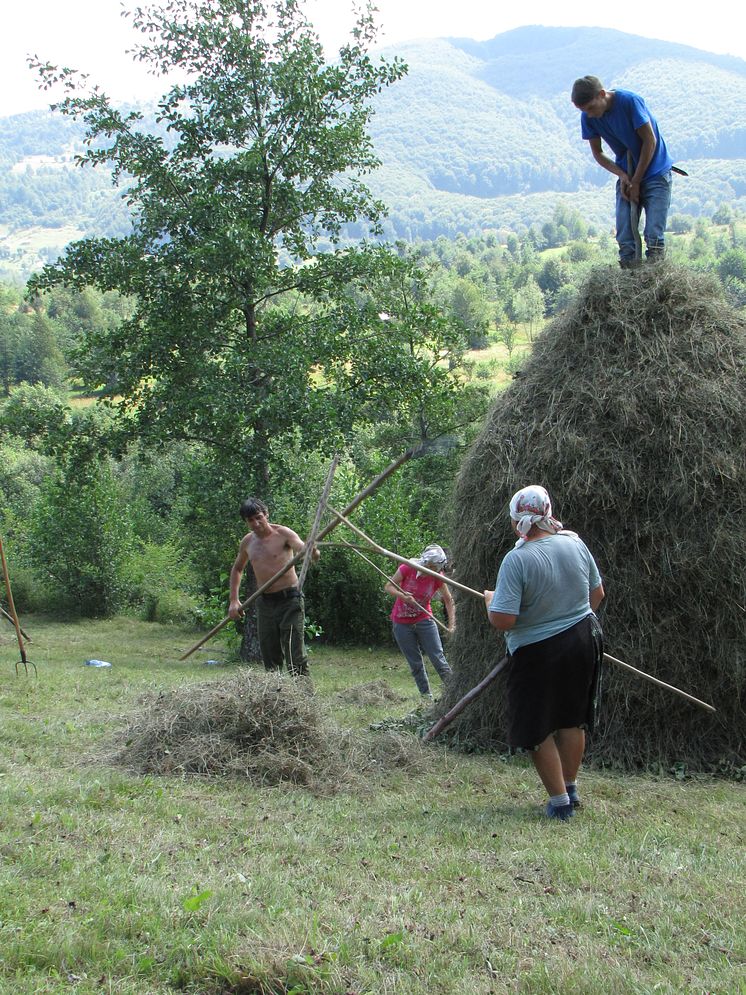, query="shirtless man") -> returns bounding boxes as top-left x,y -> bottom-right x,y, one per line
228,497 -> 318,676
